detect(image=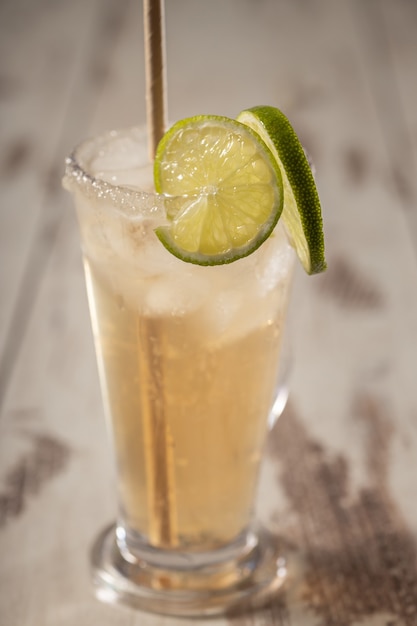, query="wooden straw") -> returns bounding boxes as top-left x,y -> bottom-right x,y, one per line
143,0 -> 167,159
